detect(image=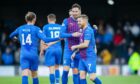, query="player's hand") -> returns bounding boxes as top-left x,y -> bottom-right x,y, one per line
13,36 -> 18,42
43,44 -> 49,49
71,45 -> 77,51
93,25 -> 98,30
71,52 -> 76,60
72,32 -> 82,37
59,38 -> 64,40
40,50 -> 44,57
